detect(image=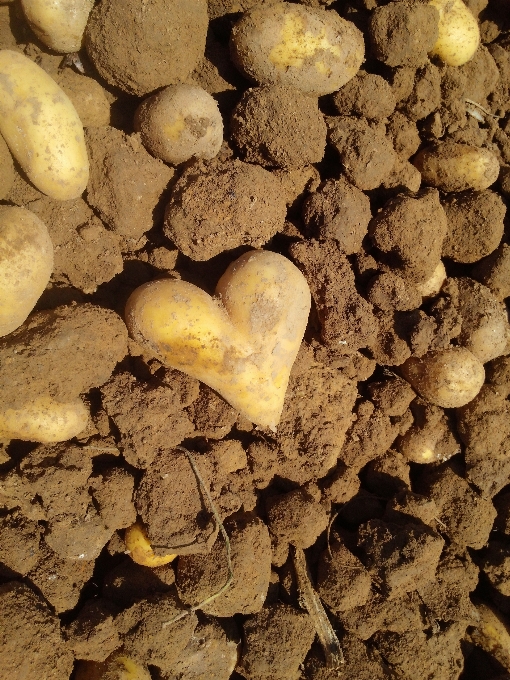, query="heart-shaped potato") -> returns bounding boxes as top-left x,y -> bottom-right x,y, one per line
125,250 -> 311,430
